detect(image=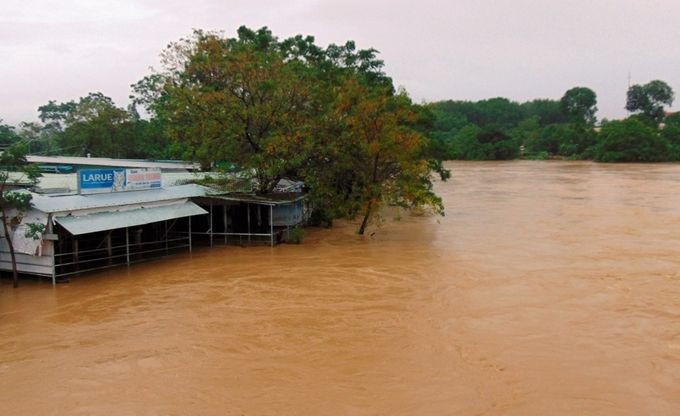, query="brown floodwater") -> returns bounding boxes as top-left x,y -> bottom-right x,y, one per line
1,161 -> 679,415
